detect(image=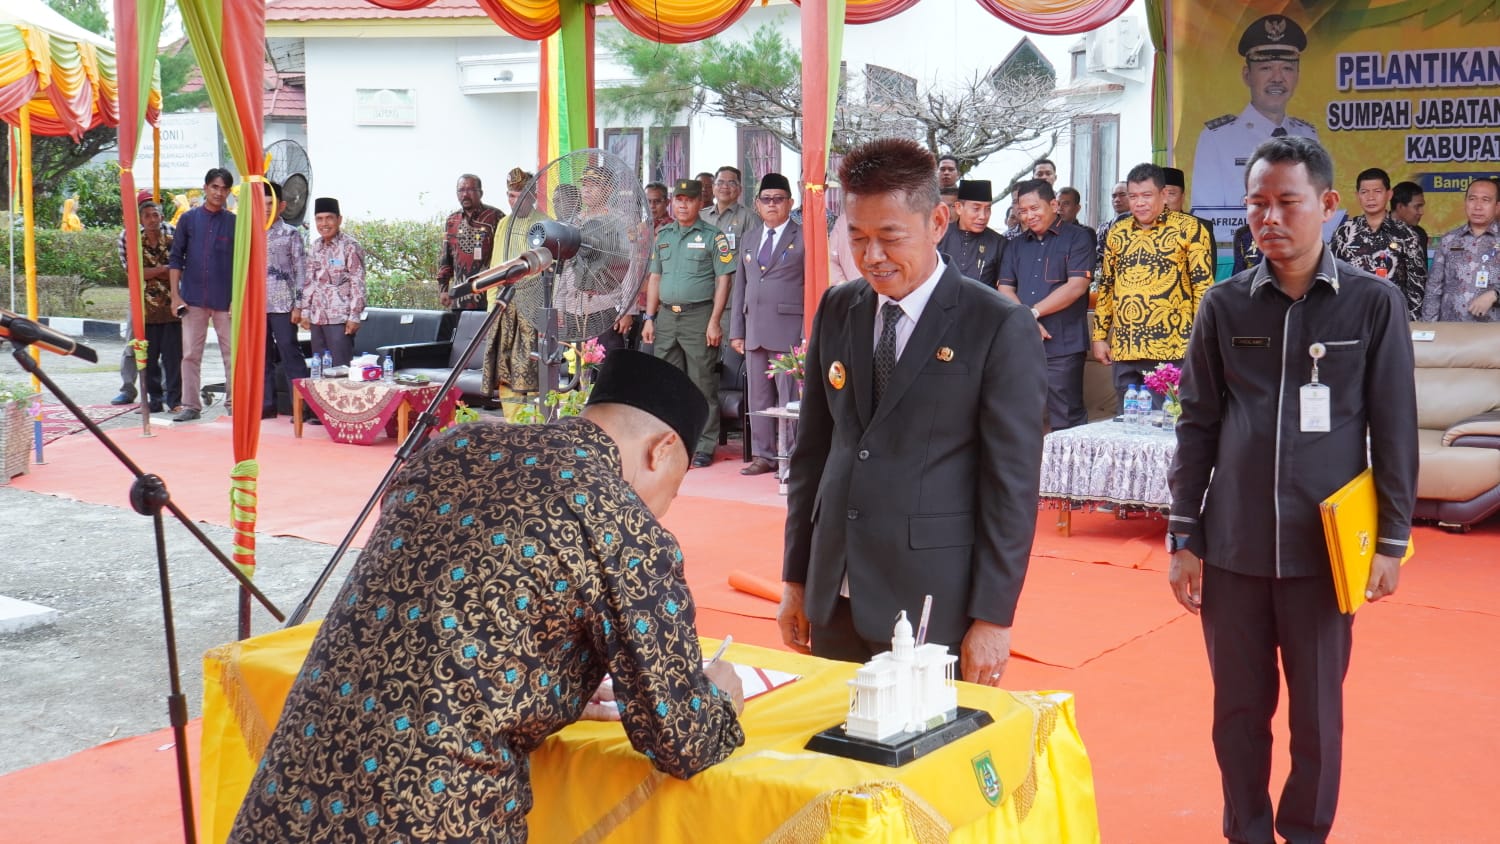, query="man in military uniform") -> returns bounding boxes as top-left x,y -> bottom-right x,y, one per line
642,179 -> 736,468
938,179 -> 1005,287
1191,14 -> 1318,244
